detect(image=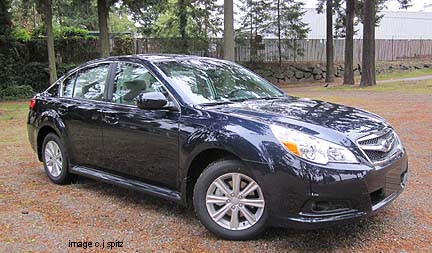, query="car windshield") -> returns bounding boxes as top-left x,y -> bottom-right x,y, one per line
155,59 -> 285,105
